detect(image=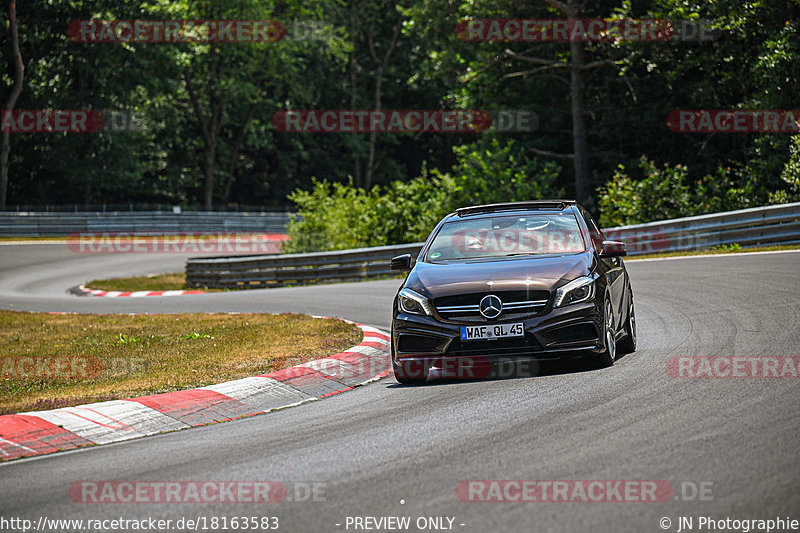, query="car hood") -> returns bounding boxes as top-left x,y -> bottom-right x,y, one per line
405,251 -> 595,299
